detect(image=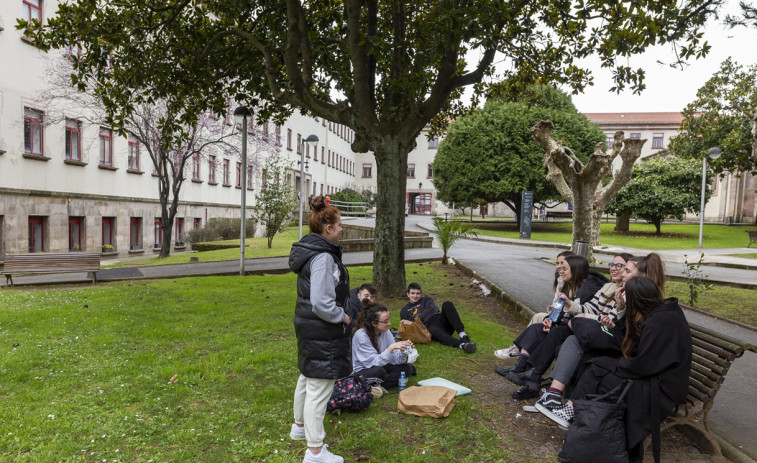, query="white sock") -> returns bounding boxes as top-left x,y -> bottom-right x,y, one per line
459,331 -> 468,339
